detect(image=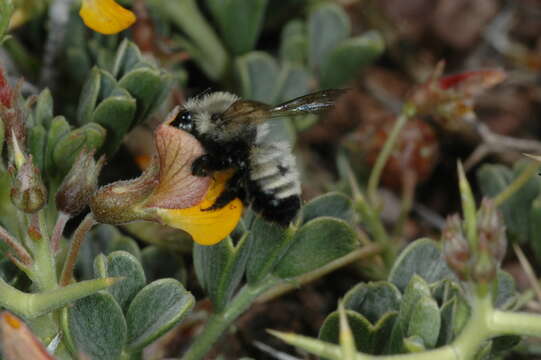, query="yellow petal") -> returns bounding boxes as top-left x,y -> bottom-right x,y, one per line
157,170 -> 244,246
80,0 -> 136,35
